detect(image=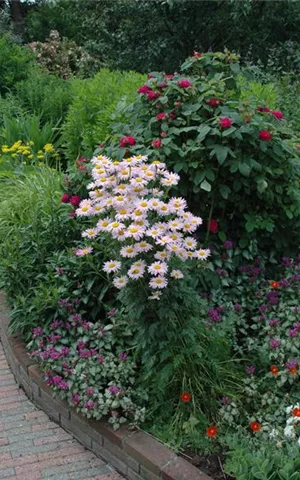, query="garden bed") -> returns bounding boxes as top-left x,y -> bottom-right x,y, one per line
0,292 -> 213,480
